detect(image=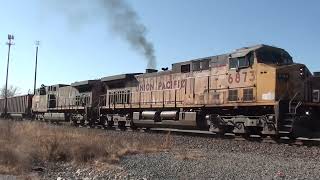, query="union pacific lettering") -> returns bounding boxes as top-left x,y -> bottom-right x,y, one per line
136,79 -> 187,92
